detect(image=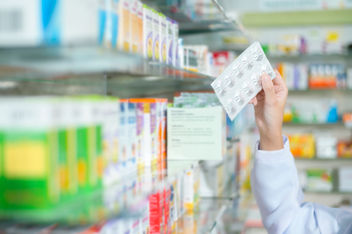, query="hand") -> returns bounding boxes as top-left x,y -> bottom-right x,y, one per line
249,71 -> 288,151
